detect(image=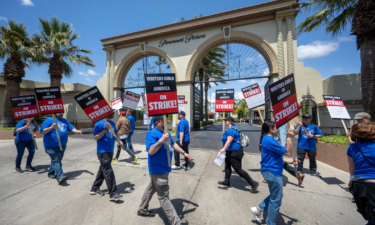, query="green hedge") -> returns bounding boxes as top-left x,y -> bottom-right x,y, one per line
200,120 -> 214,127
318,135 -> 350,145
